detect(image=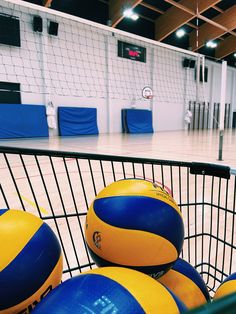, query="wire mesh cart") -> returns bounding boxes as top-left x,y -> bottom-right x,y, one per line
0,146 -> 235,313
